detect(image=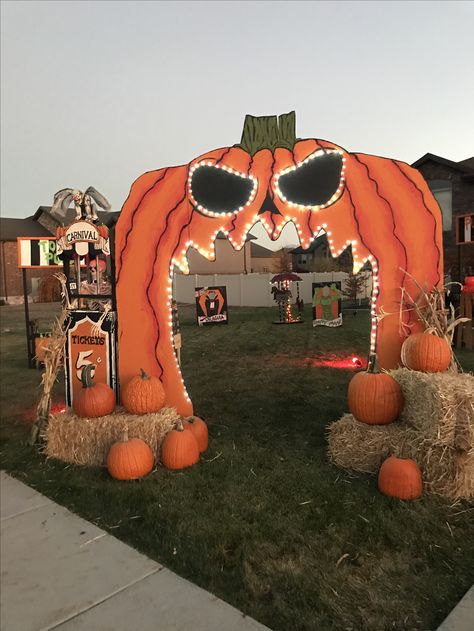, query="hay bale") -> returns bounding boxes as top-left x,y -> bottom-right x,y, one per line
390,368 -> 474,449
327,414 -> 404,474
46,406 -> 179,467
328,412 -> 474,500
